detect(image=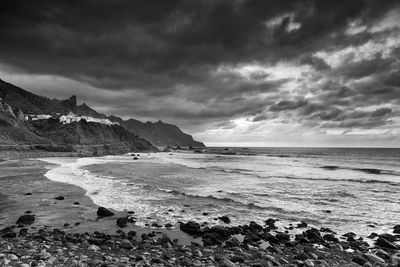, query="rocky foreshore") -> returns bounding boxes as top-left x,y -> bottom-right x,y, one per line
2,209 -> 400,267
